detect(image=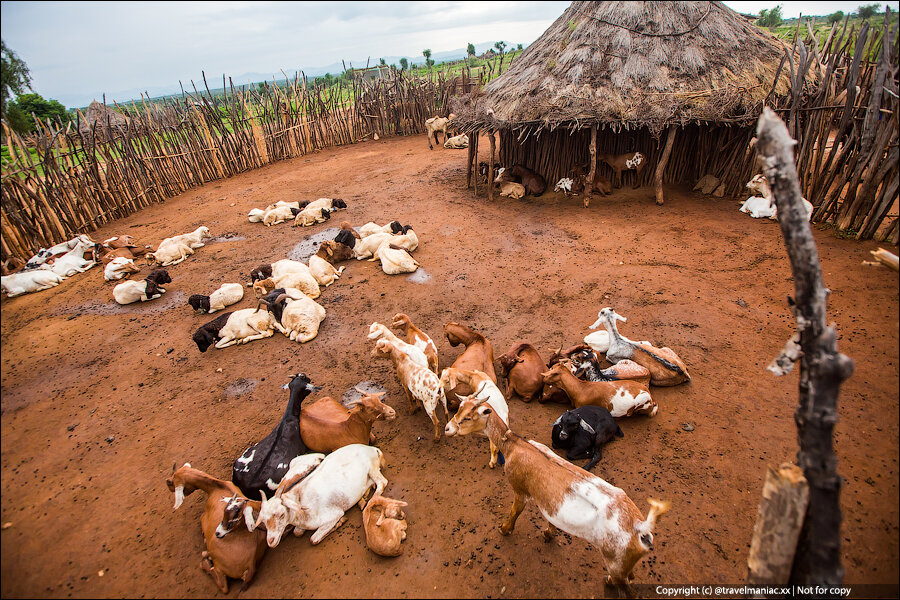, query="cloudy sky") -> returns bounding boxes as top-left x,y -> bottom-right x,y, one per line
1,1 -> 877,108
